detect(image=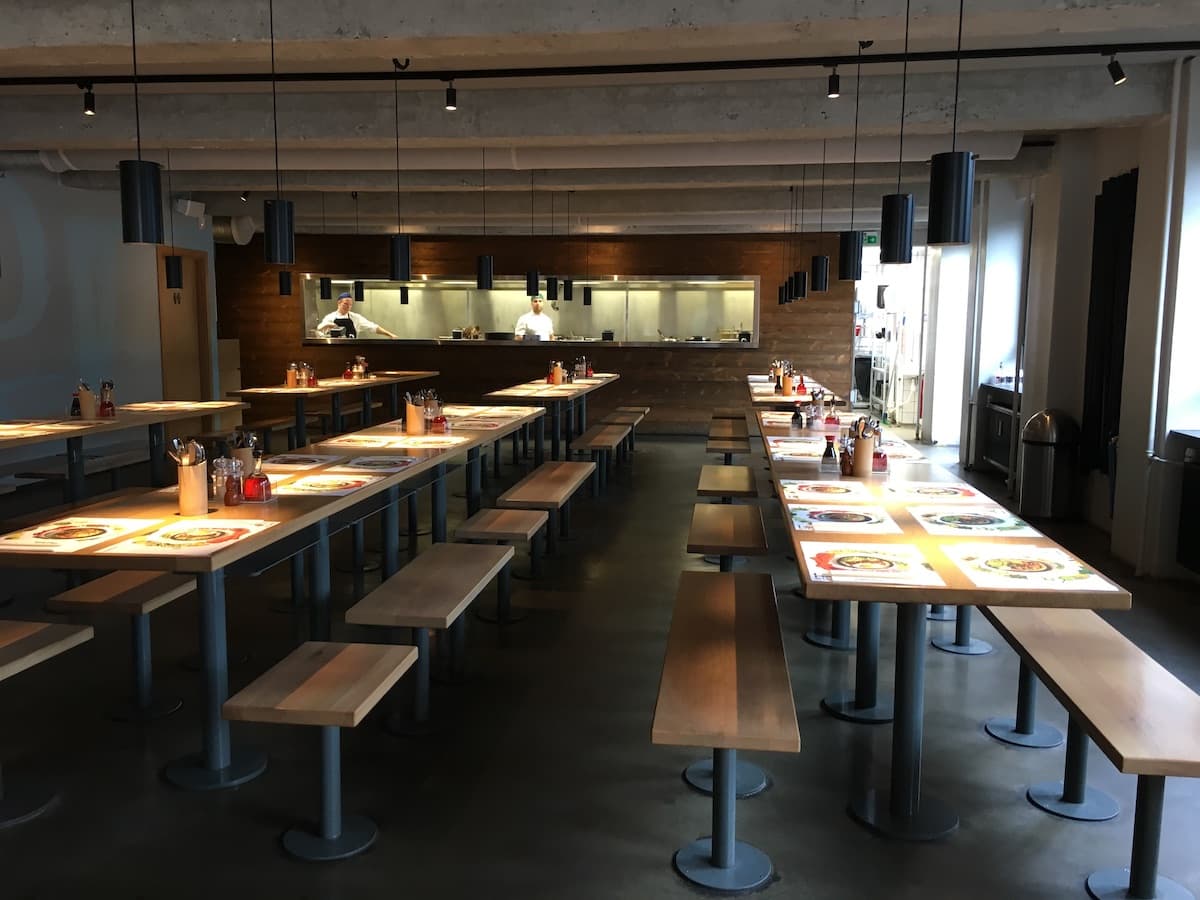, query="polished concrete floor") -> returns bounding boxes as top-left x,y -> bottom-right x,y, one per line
1,436 -> 1198,899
